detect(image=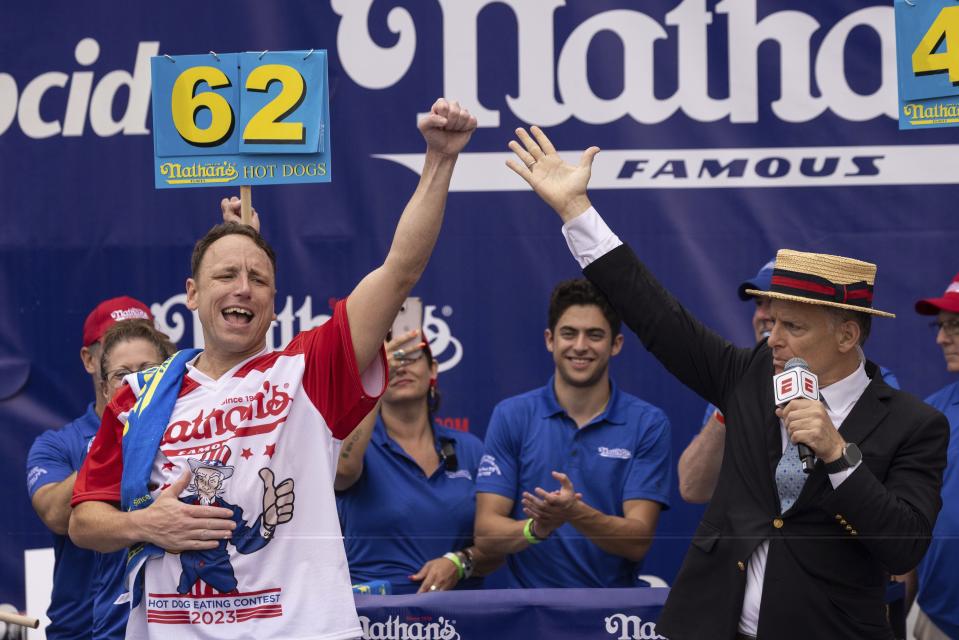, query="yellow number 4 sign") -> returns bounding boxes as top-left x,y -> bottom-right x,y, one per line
895,0 -> 959,129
